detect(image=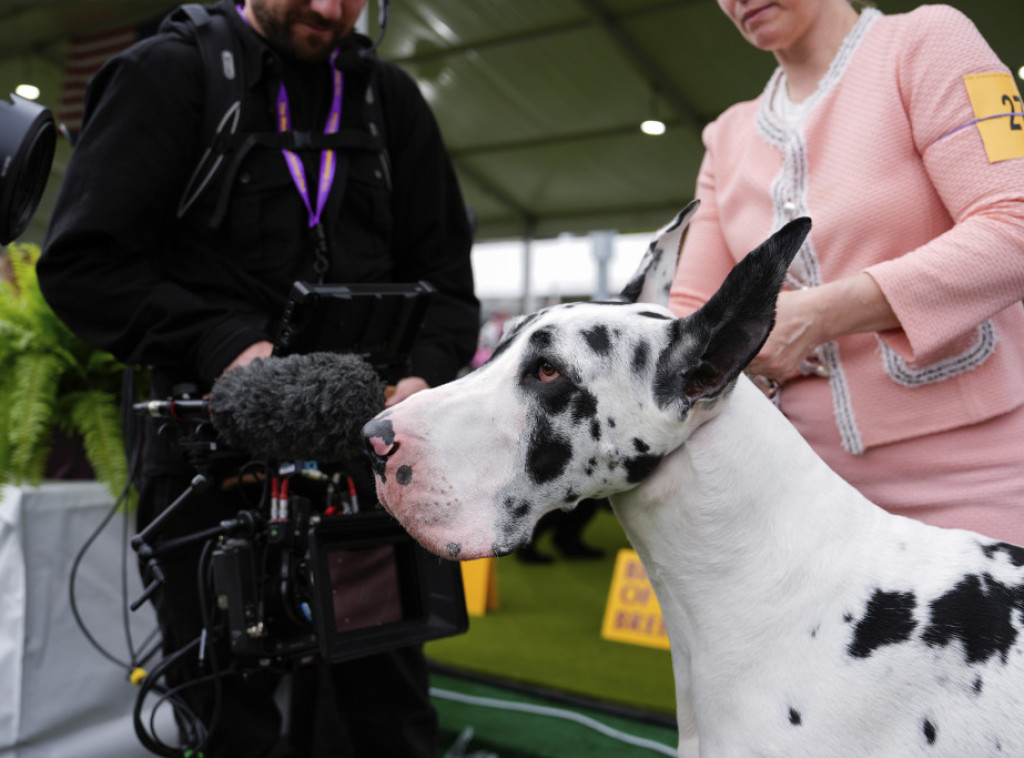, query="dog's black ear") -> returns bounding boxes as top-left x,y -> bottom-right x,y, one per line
618,199 -> 700,306
654,217 -> 811,409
